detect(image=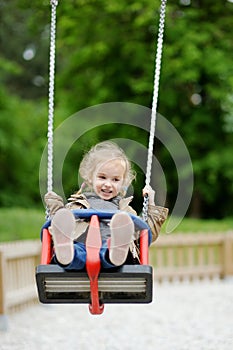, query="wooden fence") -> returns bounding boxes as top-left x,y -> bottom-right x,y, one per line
150,231 -> 233,282
0,240 -> 41,330
0,232 -> 233,329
